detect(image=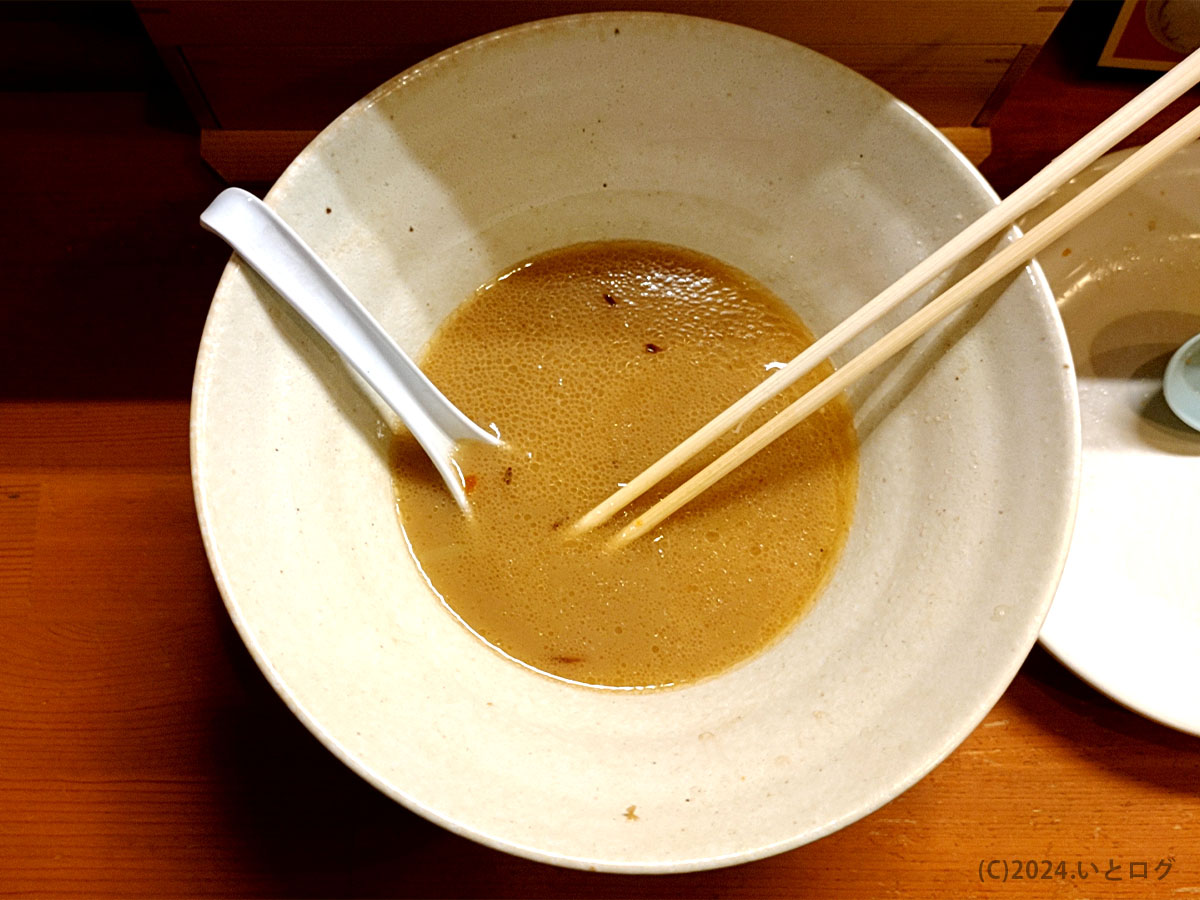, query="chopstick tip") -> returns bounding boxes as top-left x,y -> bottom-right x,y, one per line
606,519 -> 643,552
569,503 -> 612,536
